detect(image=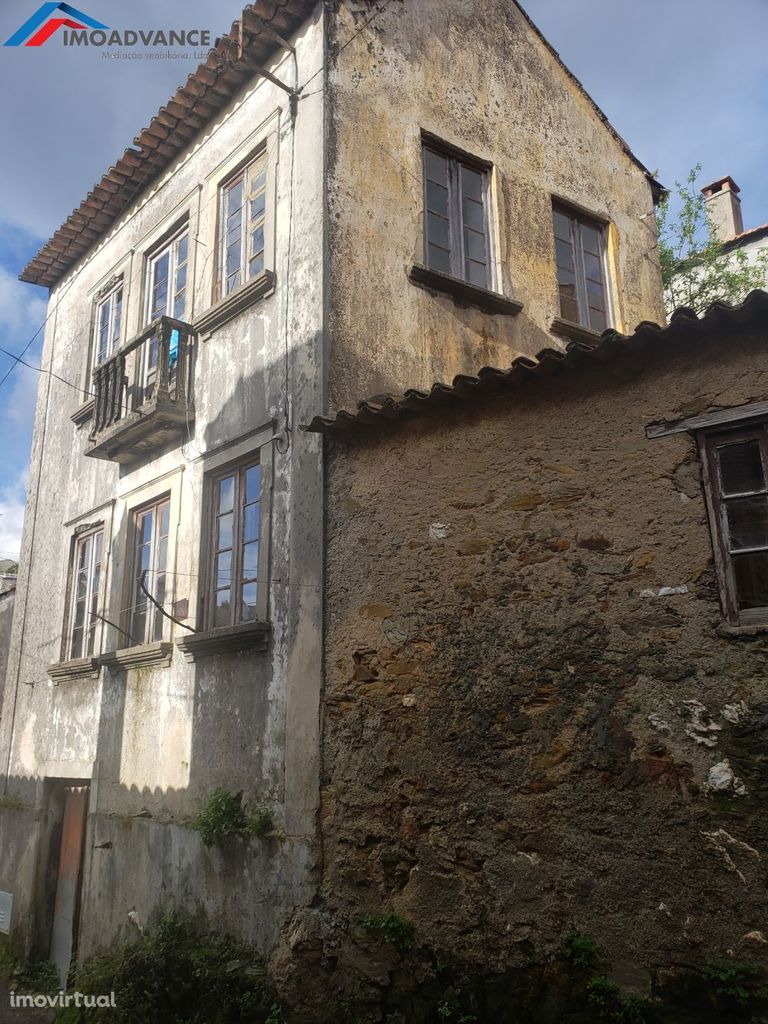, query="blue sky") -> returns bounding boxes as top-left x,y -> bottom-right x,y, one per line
0,0 -> 767,559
